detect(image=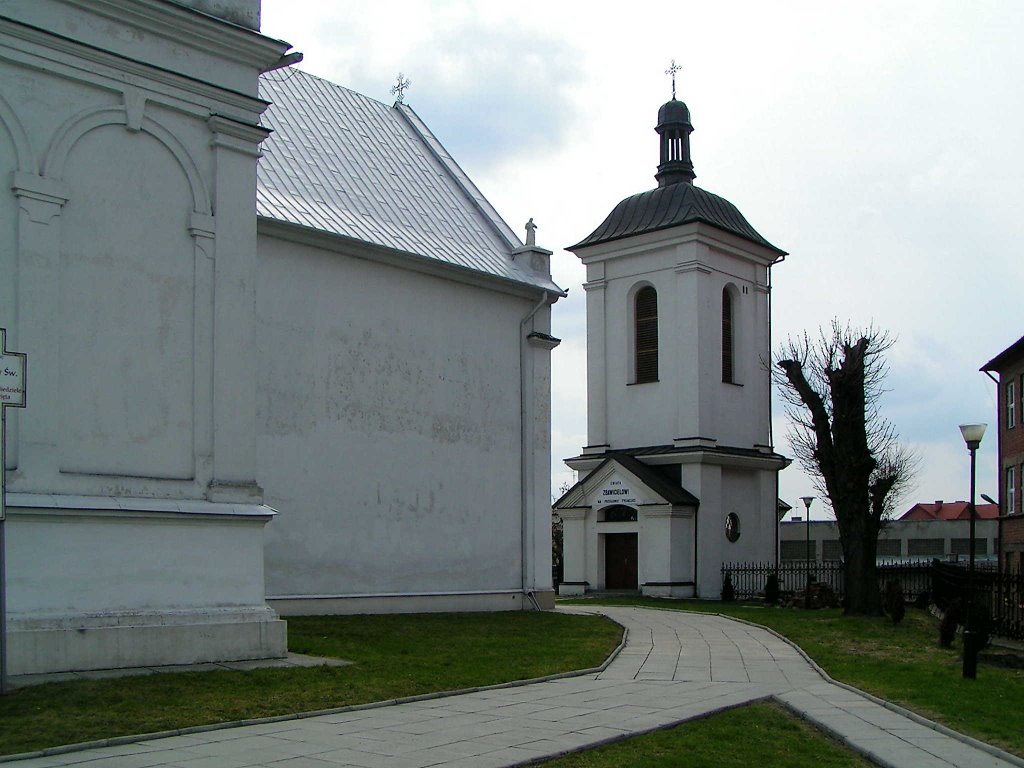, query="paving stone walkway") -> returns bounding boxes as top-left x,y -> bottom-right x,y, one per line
6,606 -> 1022,768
